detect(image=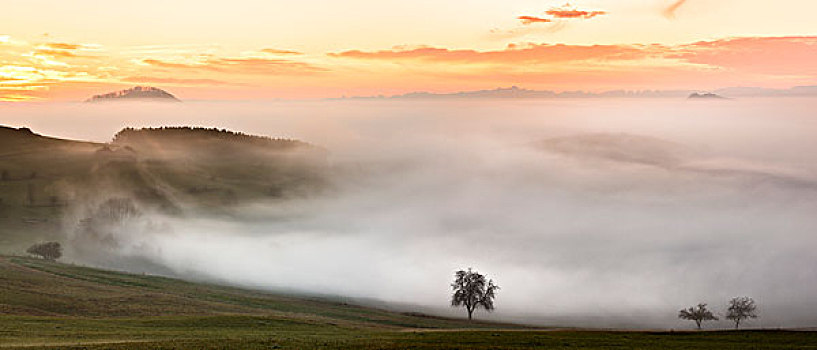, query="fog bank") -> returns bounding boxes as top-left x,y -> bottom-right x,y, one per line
3,98 -> 817,328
